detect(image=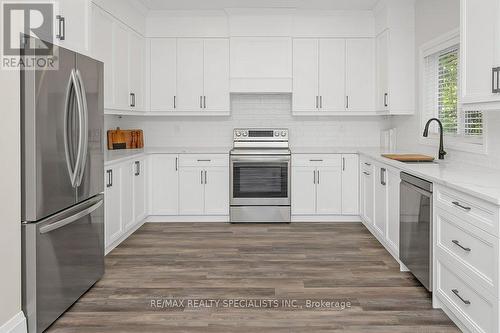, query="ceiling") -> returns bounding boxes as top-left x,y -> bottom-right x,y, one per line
138,0 -> 380,11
